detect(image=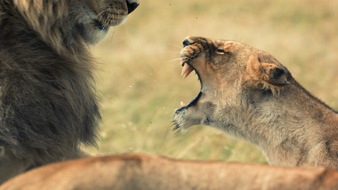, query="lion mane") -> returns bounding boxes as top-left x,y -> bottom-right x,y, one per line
0,0 -> 139,182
